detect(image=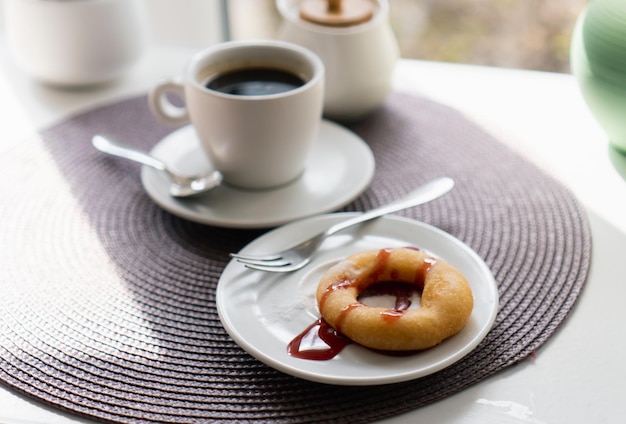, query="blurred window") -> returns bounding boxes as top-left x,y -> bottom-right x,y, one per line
226,0 -> 587,73
389,0 -> 587,72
